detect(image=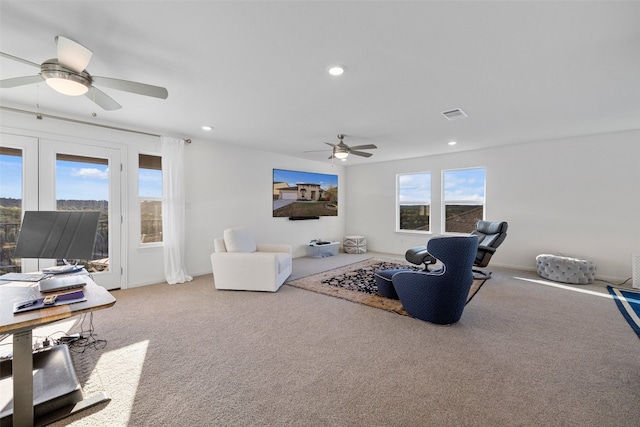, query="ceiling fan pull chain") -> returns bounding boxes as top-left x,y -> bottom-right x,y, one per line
92,89 -> 97,117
